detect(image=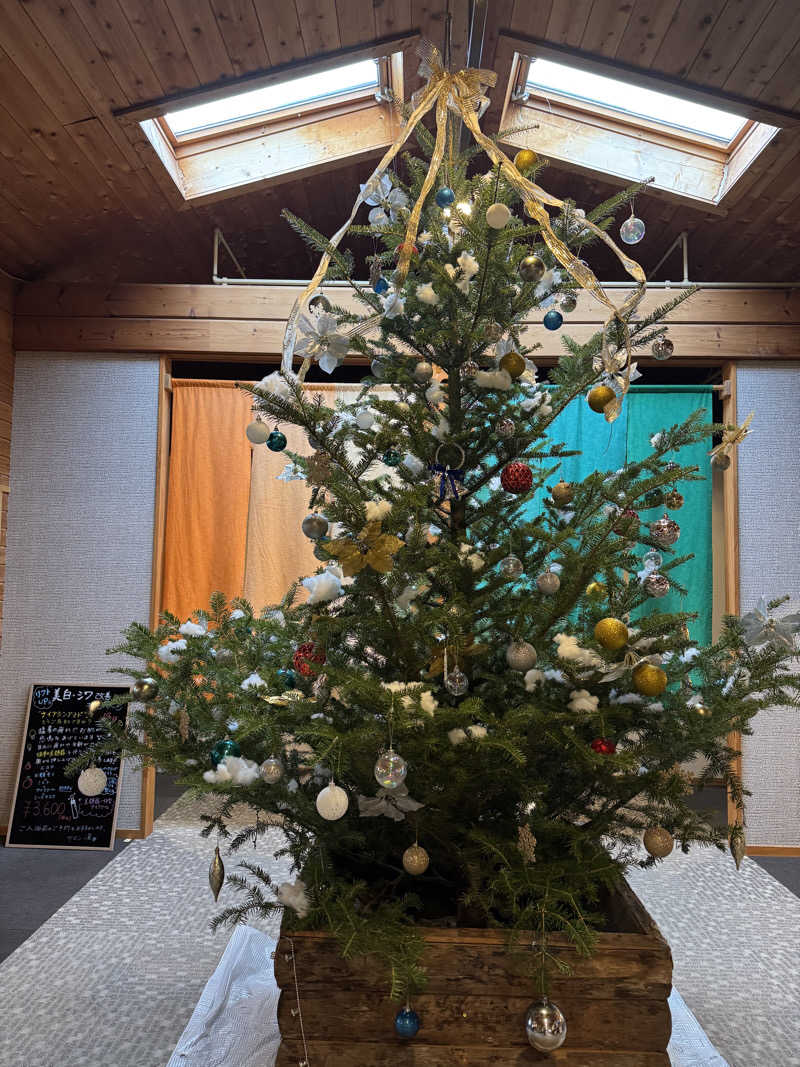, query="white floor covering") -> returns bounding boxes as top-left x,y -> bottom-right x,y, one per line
0,793 -> 792,1067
